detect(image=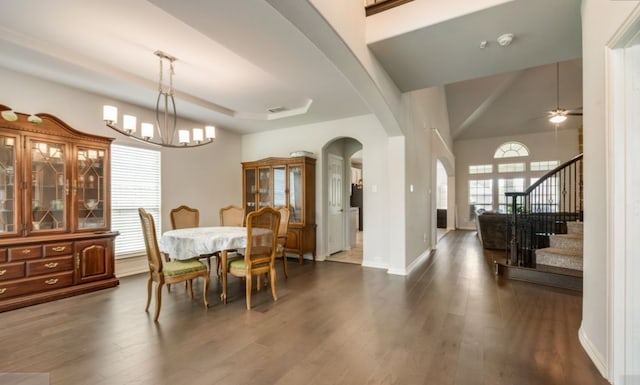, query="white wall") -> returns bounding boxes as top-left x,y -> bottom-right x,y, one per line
581,0 -> 640,380
453,129 -> 579,229
402,86 -> 453,270
296,0 -> 405,135
0,66 -> 242,232
241,114 -> 395,269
